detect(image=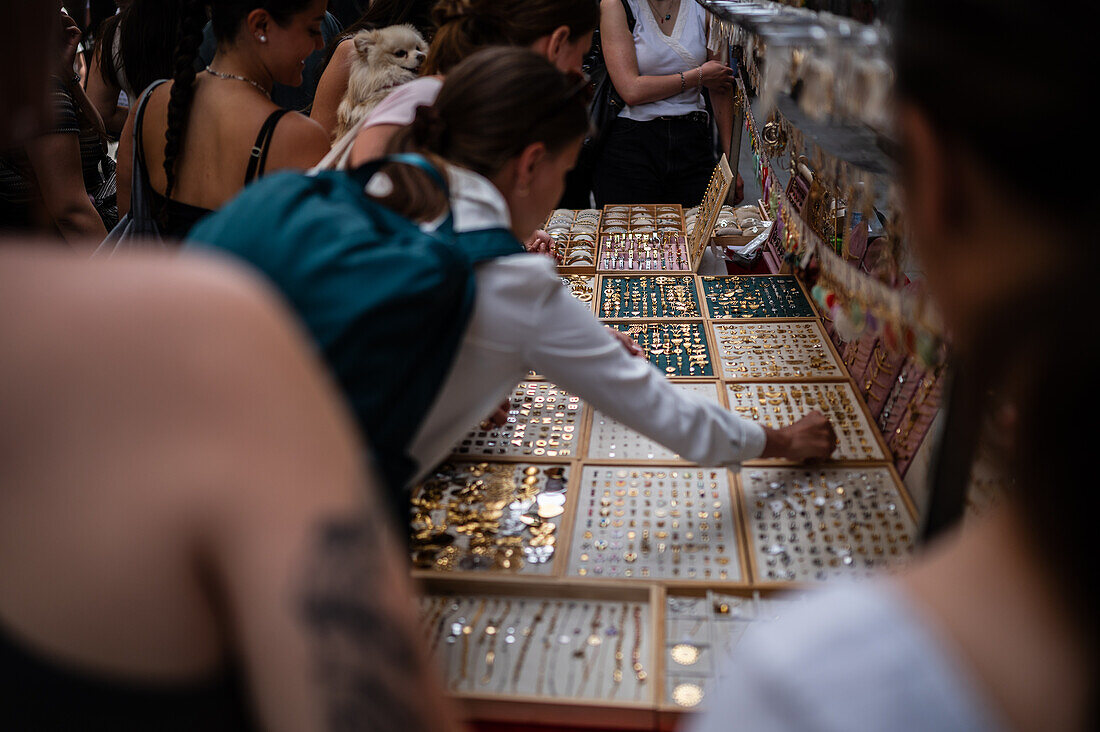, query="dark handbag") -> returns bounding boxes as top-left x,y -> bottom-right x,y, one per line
95,80 -> 169,256
558,0 -> 636,208
92,144 -> 118,230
